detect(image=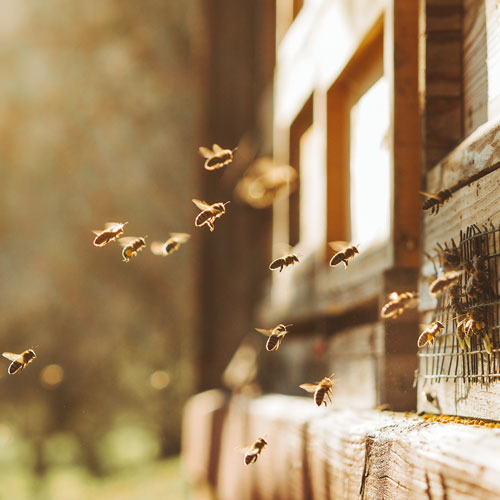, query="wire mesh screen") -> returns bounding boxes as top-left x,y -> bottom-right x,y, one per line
418,223 -> 500,384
